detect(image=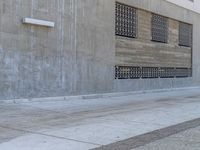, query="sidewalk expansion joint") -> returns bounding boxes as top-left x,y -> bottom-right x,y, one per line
0,125 -> 101,146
